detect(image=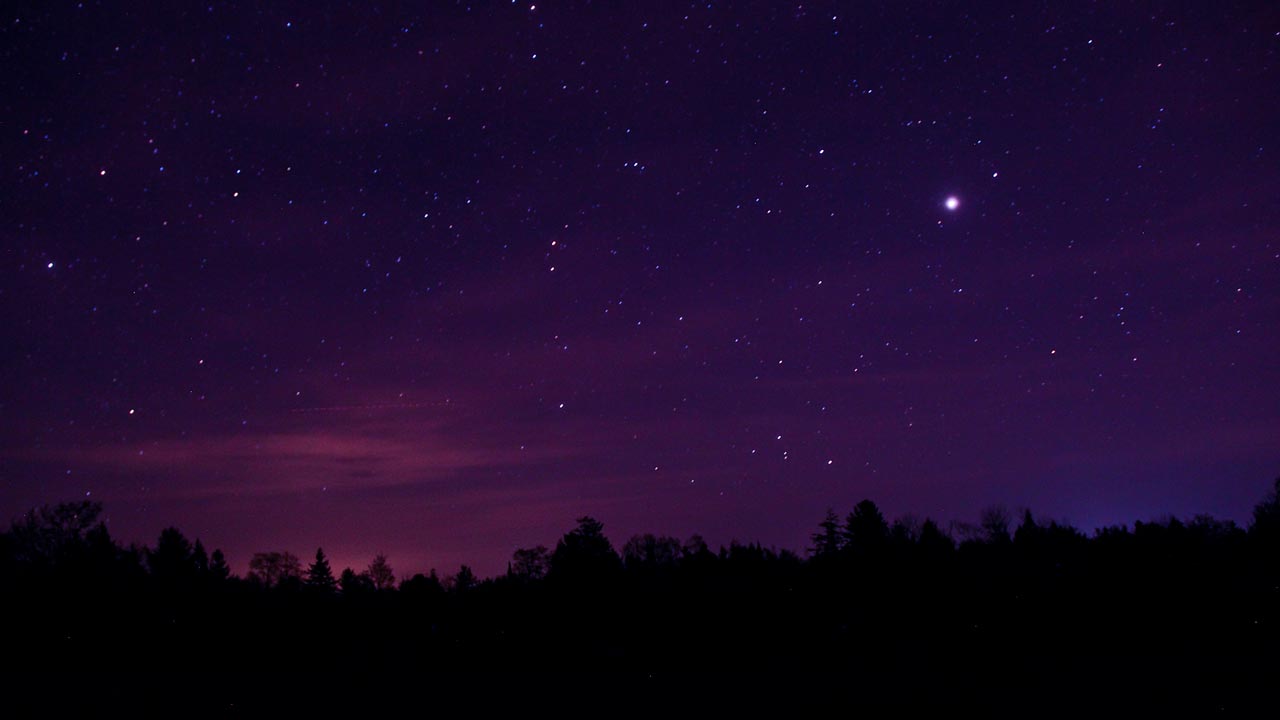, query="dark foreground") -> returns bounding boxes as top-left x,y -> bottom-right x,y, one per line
5,482 -> 1279,712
